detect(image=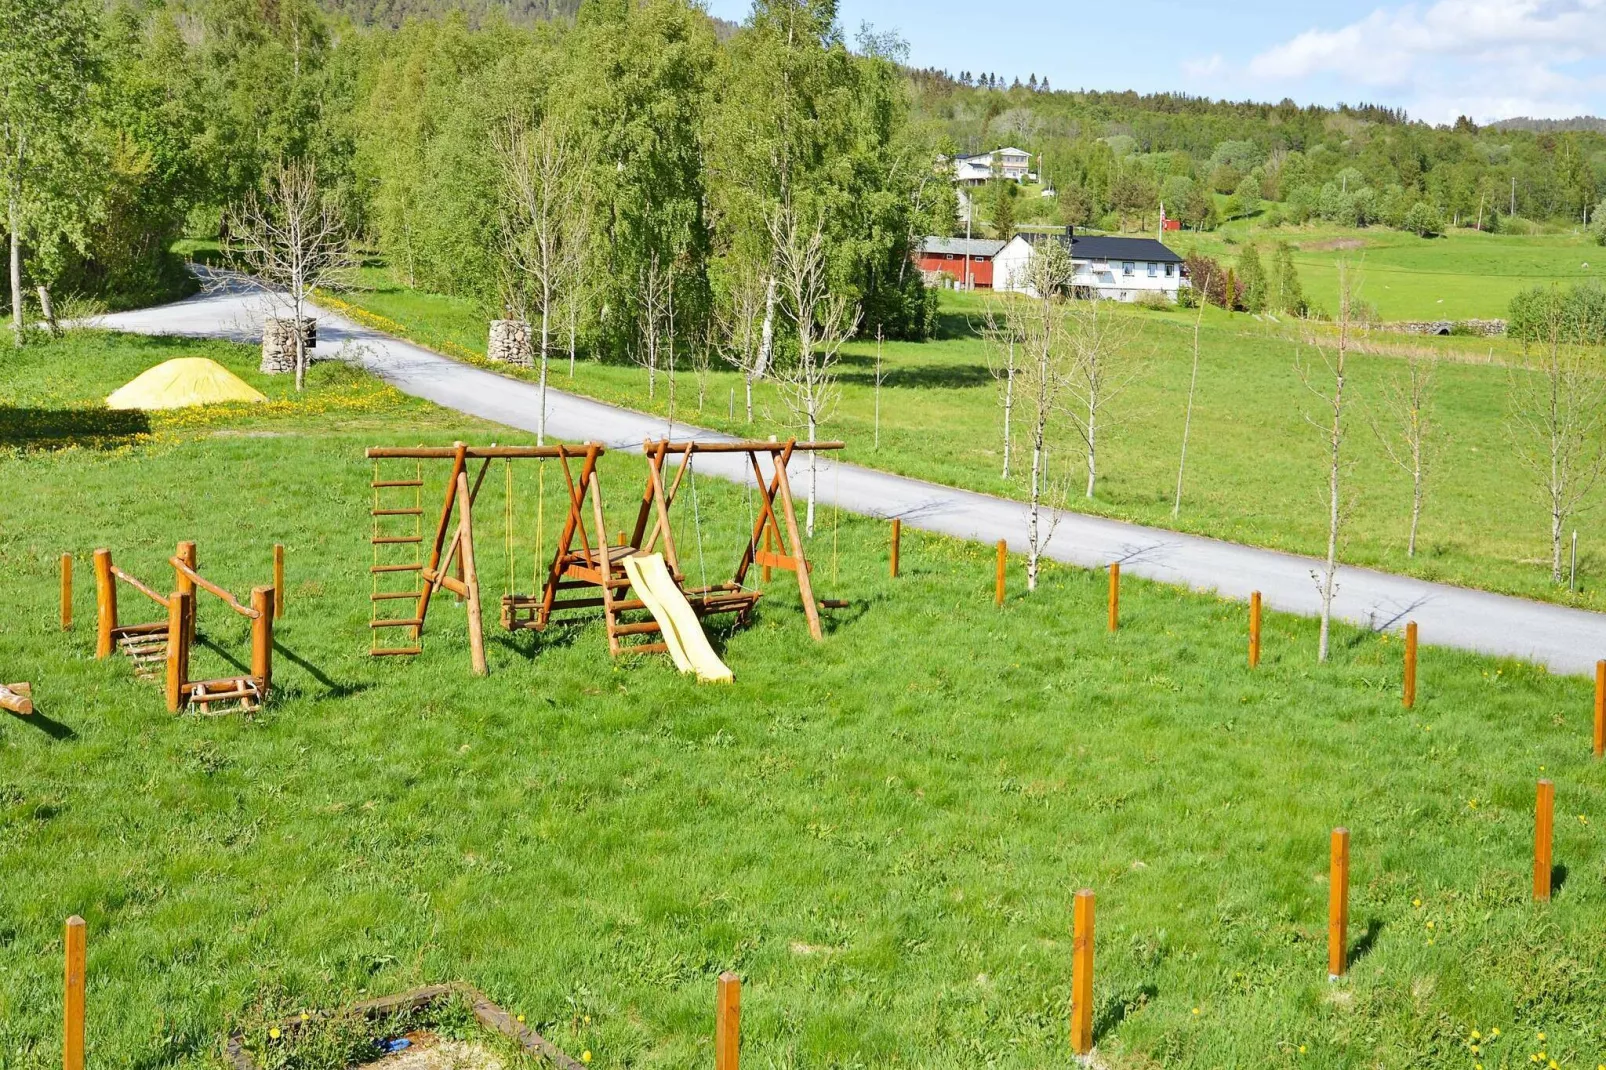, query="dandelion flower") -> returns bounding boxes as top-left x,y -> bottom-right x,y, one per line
1549,1061 -> 1558,1070
1299,1045 -> 1306,1054
1413,898 -> 1422,908
1492,1029 -> 1501,1037
516,1015 -> 525,1024
1472,1031 -> 1482,1041
1426,920 -> 1435,929
269,1028 -> 281,1041
583,1015 -> 591,1025
581,1052 -> 592,1064
1192,1007 -> 1201,1016
1472,1046 -> 1481,1055
1468,799 -> 1479,809
1539,1034 -> 1547,1042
